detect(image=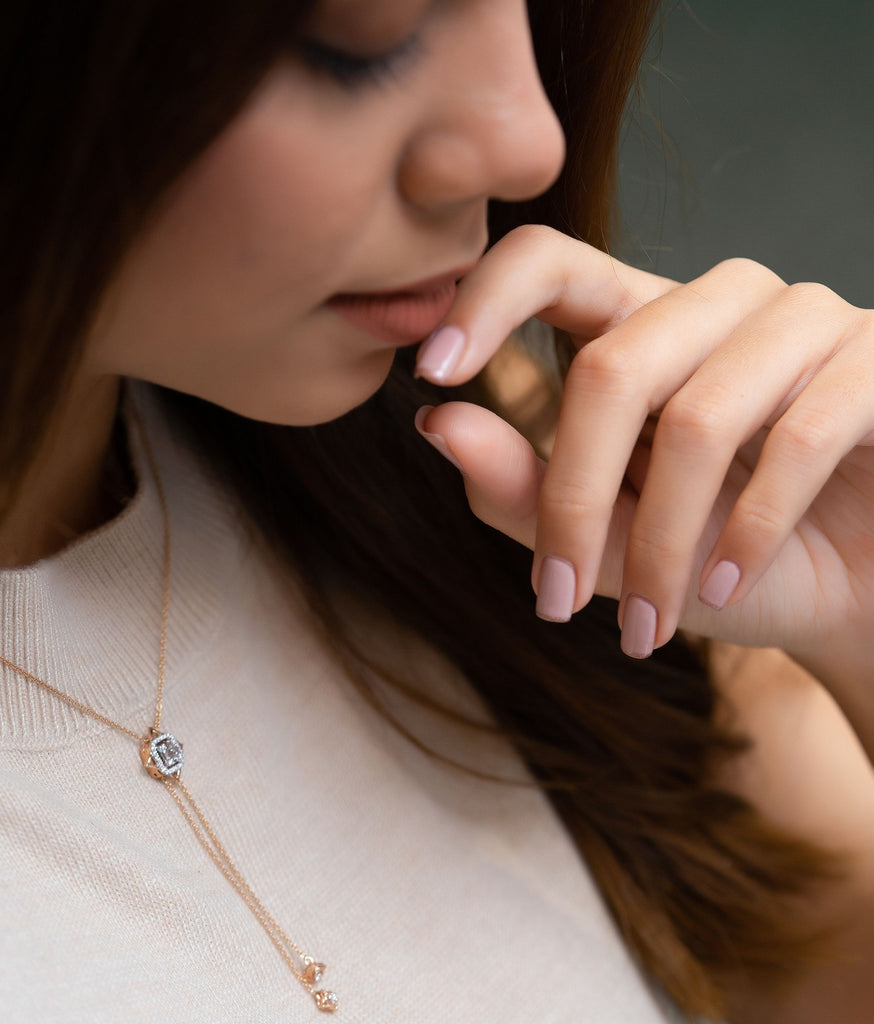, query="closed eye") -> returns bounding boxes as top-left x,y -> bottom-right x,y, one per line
298,33 -> 424,89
